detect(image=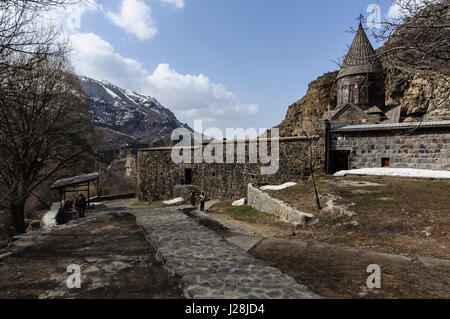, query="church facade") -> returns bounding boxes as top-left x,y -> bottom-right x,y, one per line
324,23 -> 449,173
